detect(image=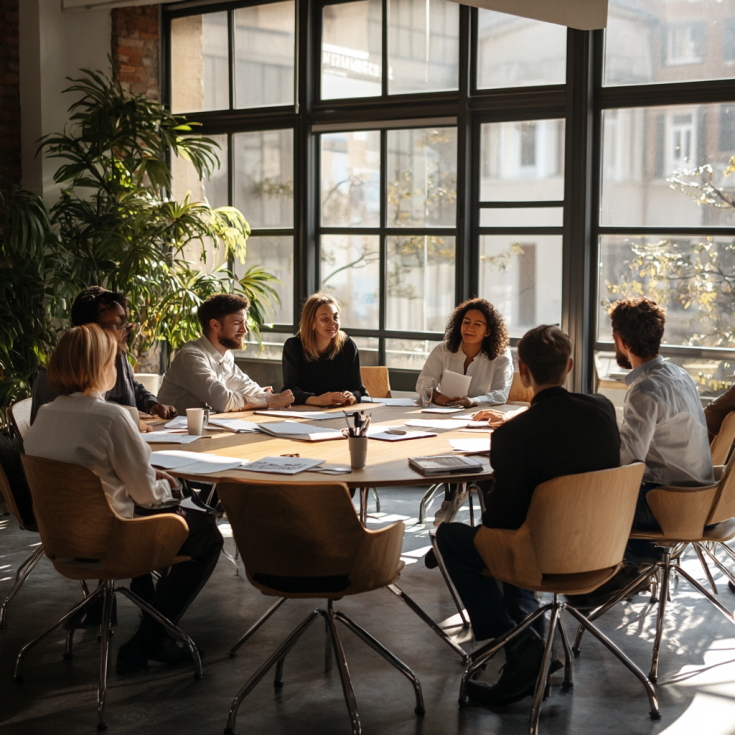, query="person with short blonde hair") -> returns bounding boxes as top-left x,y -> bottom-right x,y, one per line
25,324 -> 223,669
282,292 -> 366,406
